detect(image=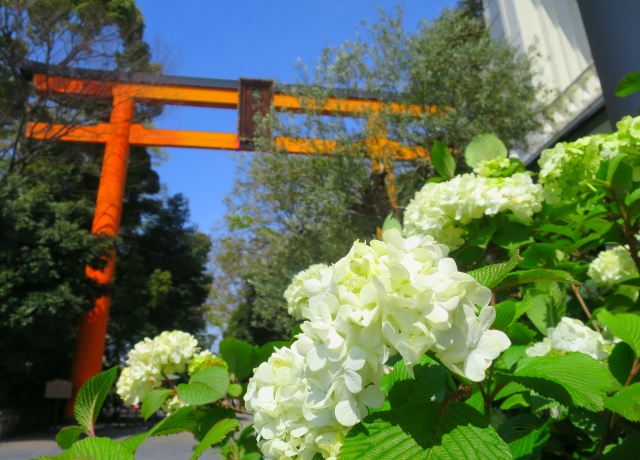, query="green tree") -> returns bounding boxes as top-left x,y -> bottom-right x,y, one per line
0,0 -> 212,409
107,193 -> 213,362
212,6 -> 551,344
